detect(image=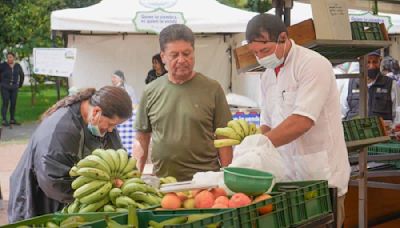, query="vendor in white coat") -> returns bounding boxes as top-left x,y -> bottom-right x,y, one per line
246,14 -> 350,227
